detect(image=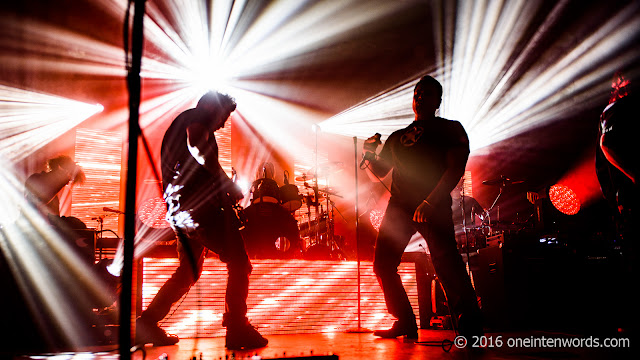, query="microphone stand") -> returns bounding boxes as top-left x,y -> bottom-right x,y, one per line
346,136 -> 371,333
313,126 -> 321,246
121,0 -> 145,358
